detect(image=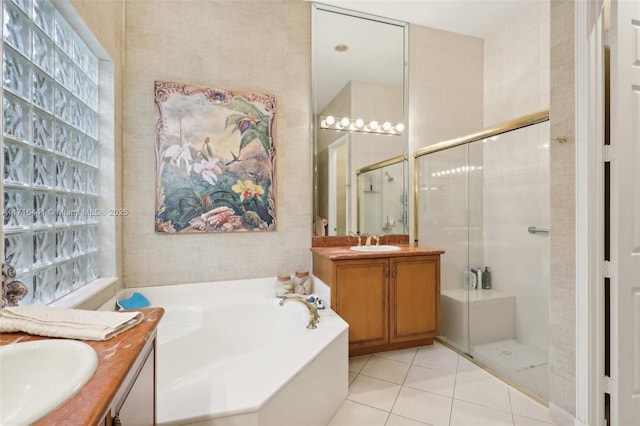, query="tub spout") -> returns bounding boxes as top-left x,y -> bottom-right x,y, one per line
279,297 -> 320,329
